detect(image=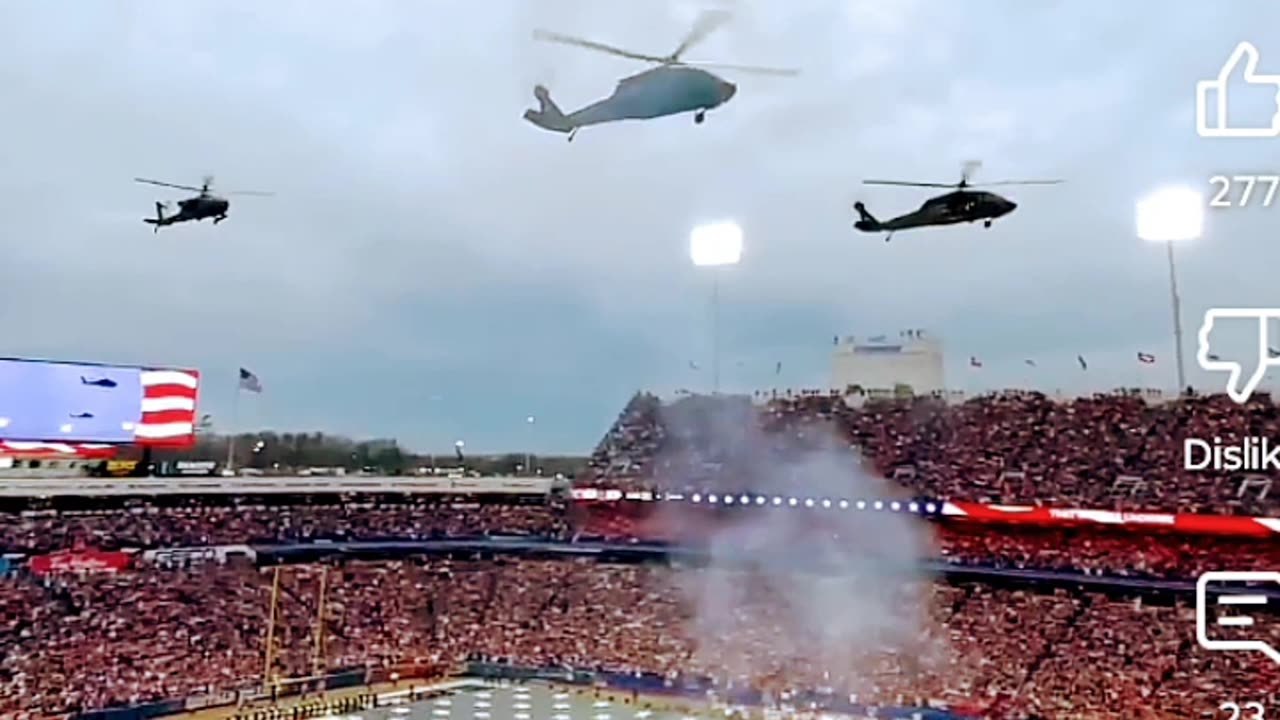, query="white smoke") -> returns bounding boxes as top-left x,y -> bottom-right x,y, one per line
652,396 -> 947,700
